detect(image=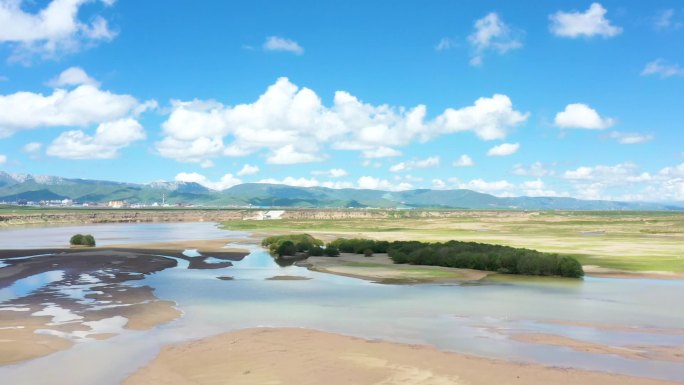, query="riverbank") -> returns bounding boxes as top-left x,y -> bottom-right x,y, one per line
297,252 -> 491,284
123,327 -> 679,385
